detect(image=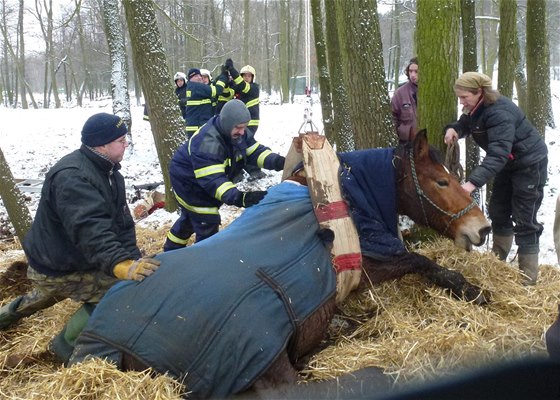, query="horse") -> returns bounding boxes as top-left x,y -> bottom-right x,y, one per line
68,131 -> 491,398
